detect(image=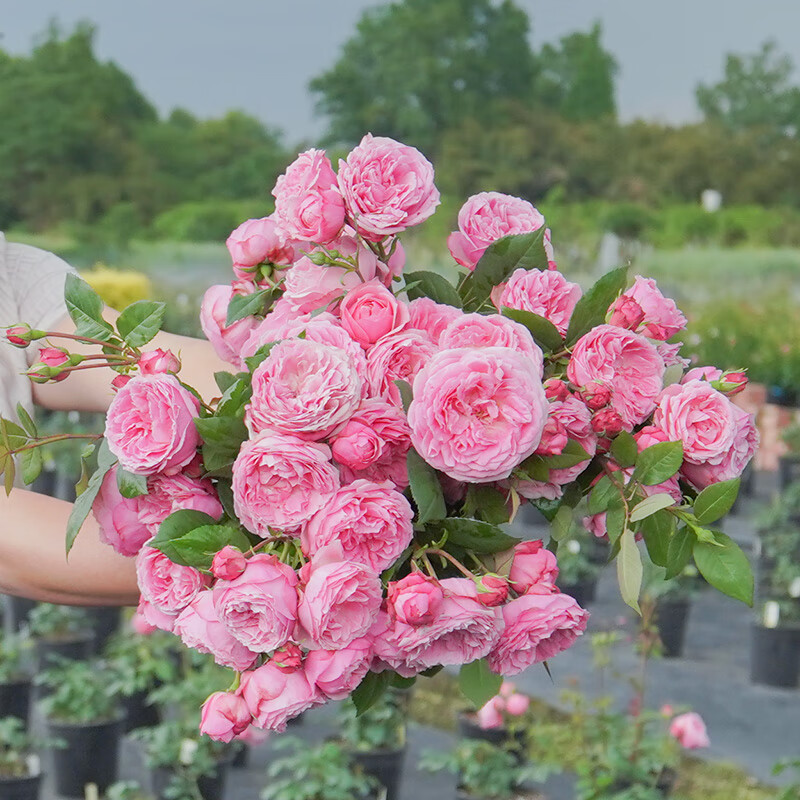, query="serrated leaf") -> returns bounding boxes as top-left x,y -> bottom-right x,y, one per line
610,431 -> 638,468
14,403 -> 37,438
150,509 -> 219,553
516,454 -> 550,482
226,288 -> 273,325
64,274 -> 115,341
4,457 -> 15,496
693,478 -> 740,525
542,440 -> 591,470
116,300 -> 166,348
640,510 -> 674,567
617,529 -> 643,613
116,467 -> 148,498
404,270 -> 462,307
20,447 -> 43,485
664,526 -> 693,579
550,504 -> 574,542
153,523 -> 251,568
630,493 -> 675,523
244,342 -> 276,372
463,484 -> 509,525
459,659 -> 503,709
693,532 -> 753,606
406,448 -> 446,524
214,371 -> 237,394
633,441 -> 684,486
605,504 -> 626,544
437,518 -> 518,554
351,671 -> 391,716
588,475 -> 618,514
565,266 -> 629,345
66,439 -> 116,554
501,307 -> 563,353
